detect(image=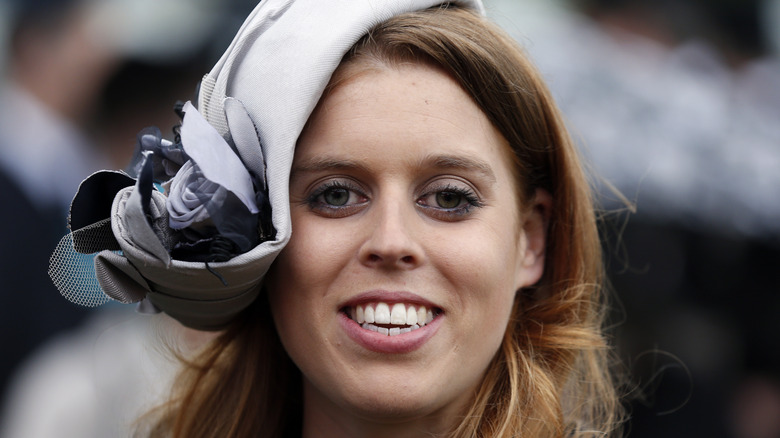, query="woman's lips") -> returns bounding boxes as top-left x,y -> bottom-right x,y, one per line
338,291 -> 443,354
